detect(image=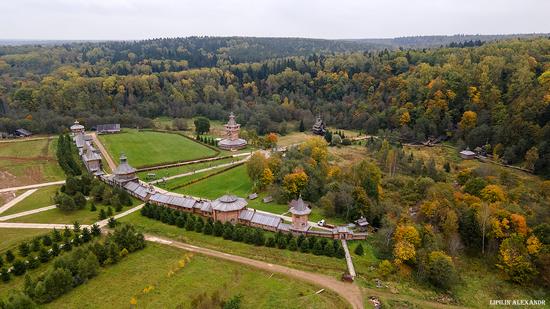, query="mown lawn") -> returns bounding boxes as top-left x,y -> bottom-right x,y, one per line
2,186 -> 60,216
119,212 -> 348,277
137,156 -> 237,180
173,164 -> 253,198
7,199 -> 140,225
98,129 -> 218,168
45,242 -> 348,309
0,138 -> 64,188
